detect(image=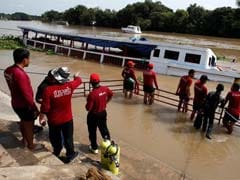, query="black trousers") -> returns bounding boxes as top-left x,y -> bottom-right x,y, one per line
87,110 -> 110,150
48,120 -> 75,158
203,111 -> 215,135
